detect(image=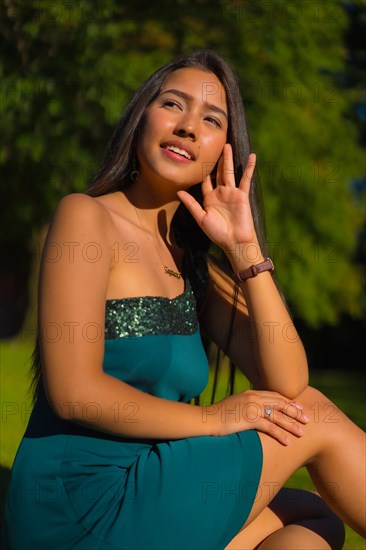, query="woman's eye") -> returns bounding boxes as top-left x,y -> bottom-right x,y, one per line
205,116 -> 221,128
162,100 -> 181,109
